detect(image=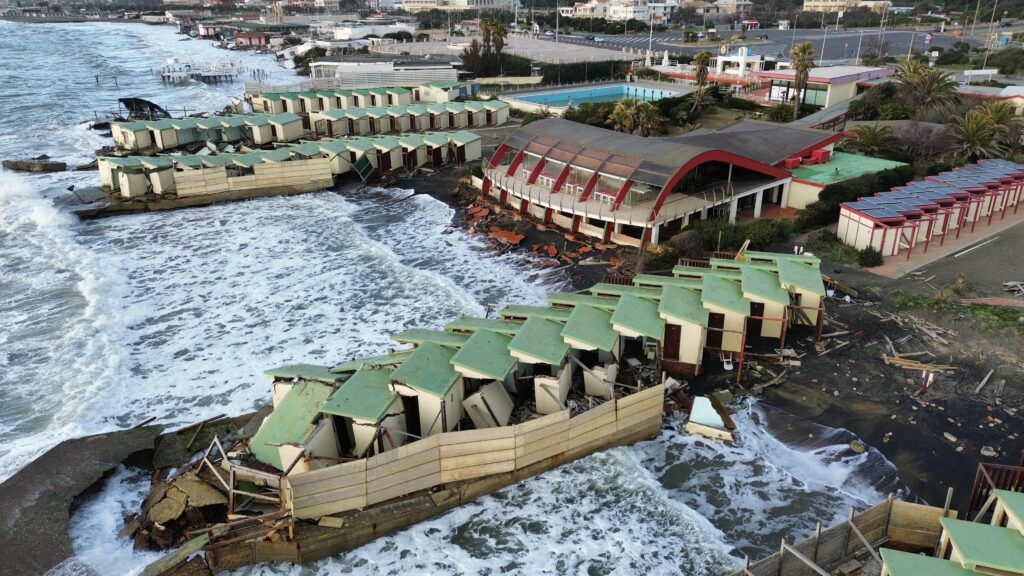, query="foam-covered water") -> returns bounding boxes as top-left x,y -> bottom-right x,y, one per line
0,21 -> 904,576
